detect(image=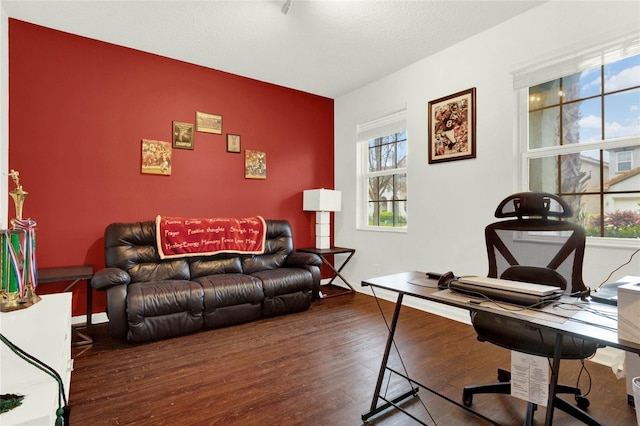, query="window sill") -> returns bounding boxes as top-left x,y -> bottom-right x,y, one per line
357,225 -> 408,234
